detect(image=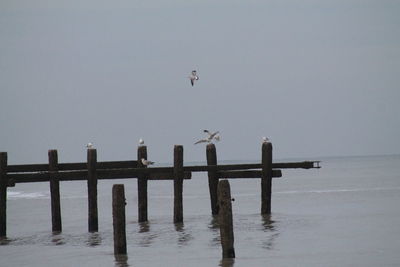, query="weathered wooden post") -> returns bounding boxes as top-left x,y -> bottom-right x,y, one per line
87,148 -> 98,232
218,179 -> 235,258
206,143 -> 219,215
112,184 -> 127,255
137,145 -> 148,222
261,142 -> 273,214
173,145 -> 184,223
49,149 -> 62,232
0,152 -> 8,237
